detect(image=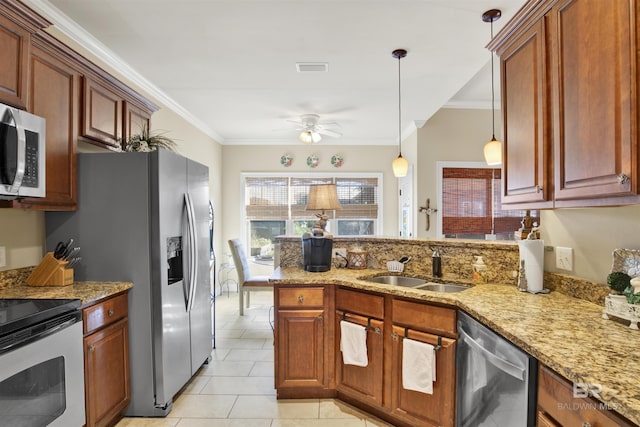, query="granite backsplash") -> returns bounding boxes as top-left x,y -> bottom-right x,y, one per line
276,236 -> 611,305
